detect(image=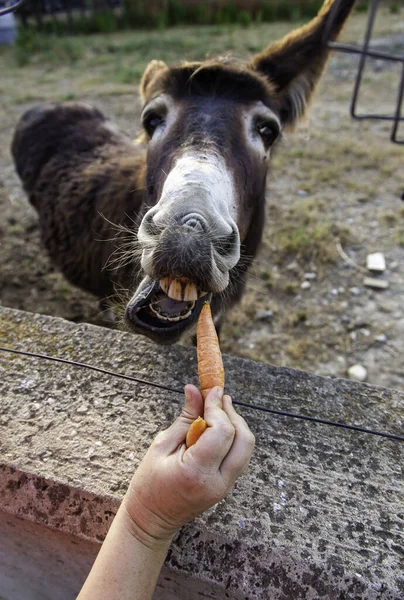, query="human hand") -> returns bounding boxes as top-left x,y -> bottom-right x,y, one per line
122,385 -> 255,547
